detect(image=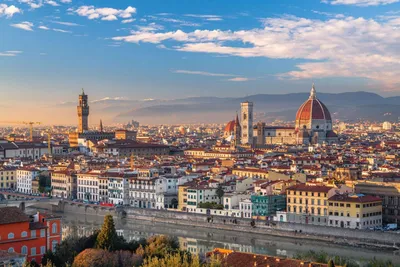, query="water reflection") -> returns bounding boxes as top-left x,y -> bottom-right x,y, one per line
60,213 -> 400,265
